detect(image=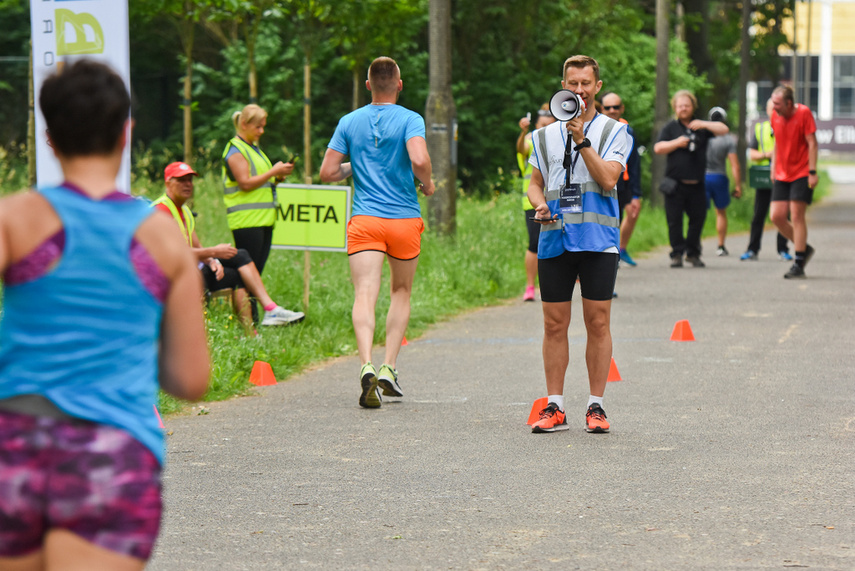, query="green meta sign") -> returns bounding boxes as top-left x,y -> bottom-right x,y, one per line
272,184 -> 352,252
